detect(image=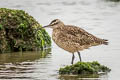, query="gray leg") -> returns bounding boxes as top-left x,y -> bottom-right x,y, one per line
77,52 -> 82,62
71,53 -> 75,64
